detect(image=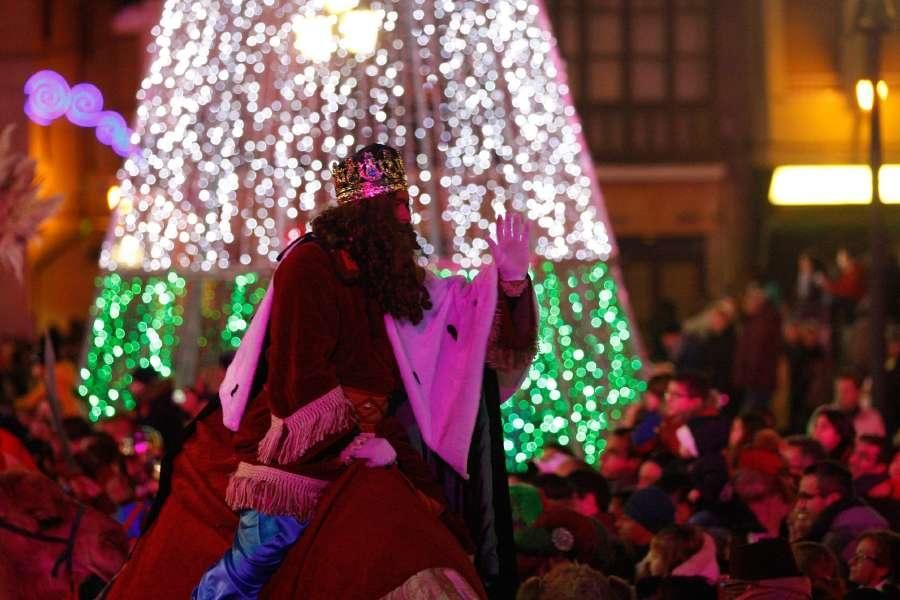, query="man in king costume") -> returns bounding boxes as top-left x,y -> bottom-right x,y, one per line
104,144 -> 538,599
